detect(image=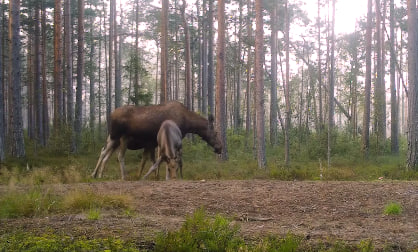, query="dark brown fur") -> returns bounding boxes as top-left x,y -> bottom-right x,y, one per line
92,101 -> 222,179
